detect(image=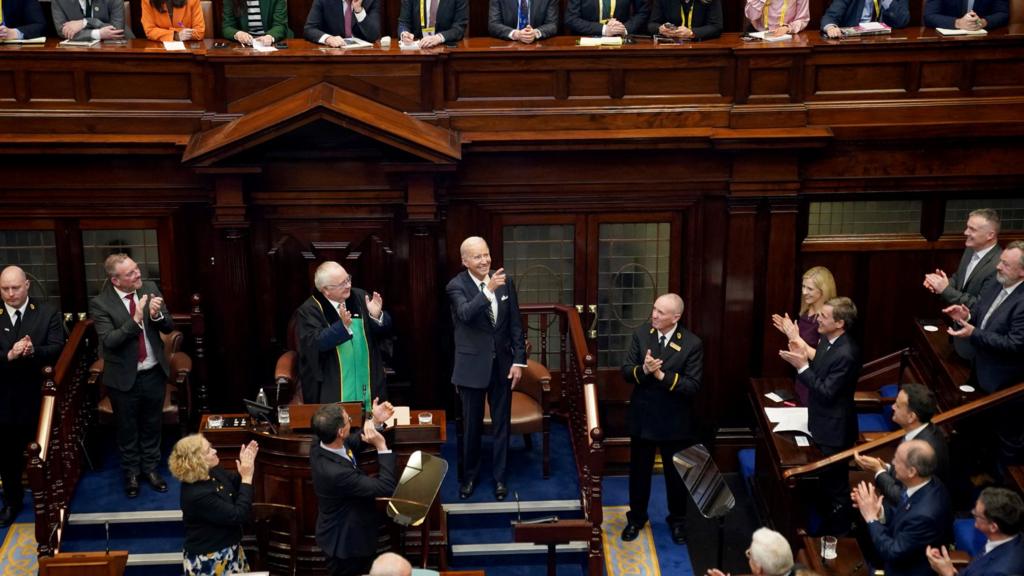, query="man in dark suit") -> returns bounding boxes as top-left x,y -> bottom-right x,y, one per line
304,0 -> 381,45
924,0 -> 1008,30
296,261 -> 392,407
779,296 -> 861,535
924,208 -> 1001,359
564,0 -> 649,37
89,253 -> 174,498
945,240 -> 1024,472
488,0 -> 558,42
51,0 -> 128,42
927,488 -> 1024,576
820,0 -> 909,37
310,402 -> 396,576
0,0 -> 46,40
854,383 -> 950,504
707,527 -> 795,576
620,293 -> 703,545
398,0 -> 468,48
852,440 -> 953,576
447,236 -> 526,501
0,266 -> 65,526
